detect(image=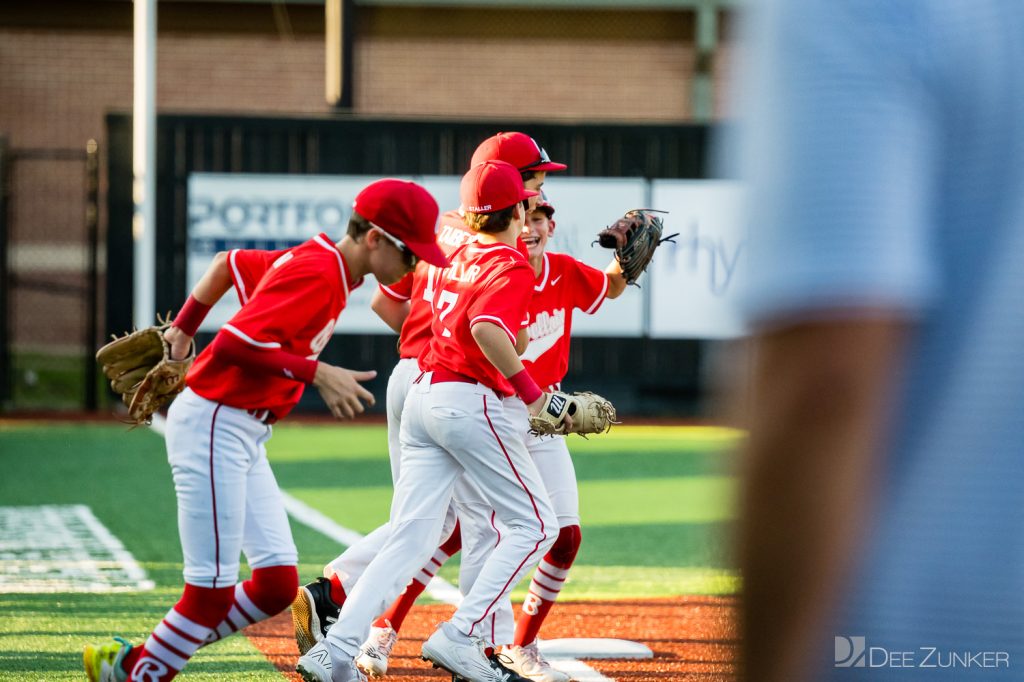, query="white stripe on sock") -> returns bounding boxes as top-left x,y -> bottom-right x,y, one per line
528,581 -> 561,601
532,573 -> 564,593
537,560 -> 570,580
153,622 -> 204,660
234,583 -> 270,620
164,608 -> 212,640
226,606 -> 252,631
144,636 -> 189,670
